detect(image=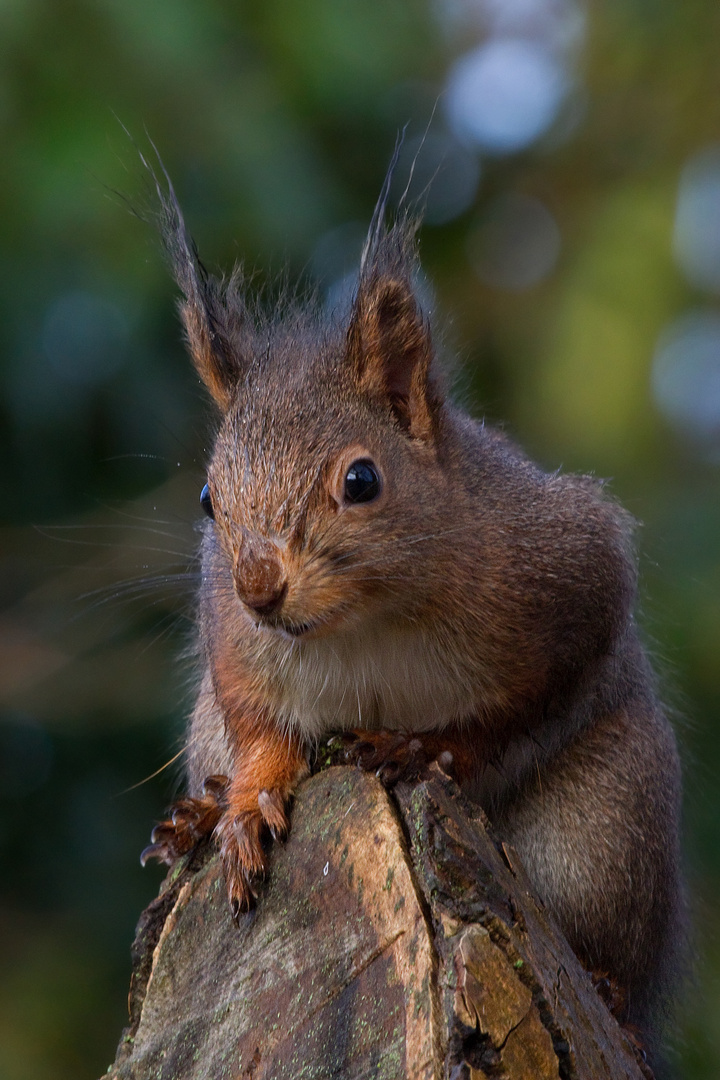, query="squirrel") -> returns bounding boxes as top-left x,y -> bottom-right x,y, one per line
139,158 -> 683,1055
